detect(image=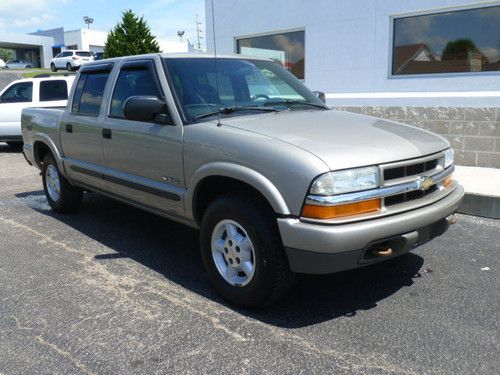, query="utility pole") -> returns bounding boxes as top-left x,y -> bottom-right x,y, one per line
196,14 -> 203,51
